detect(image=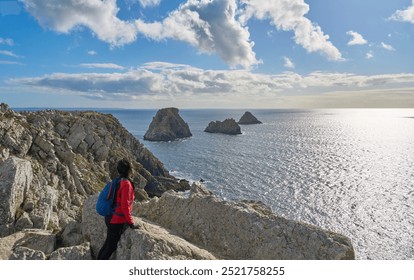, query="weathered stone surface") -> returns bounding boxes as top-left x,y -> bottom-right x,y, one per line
135,183 -> 355,260
0,157 -> 33,234
204,118 -> 242,135
82,194 -> 215,260
12,229 -> 56,254
238,111 -> 262,124
0,231 -> 25,260
49,243 -> 92,260
144,108 -> 192,142
10,246 -> 46,260
61,221 -> 83,247
117,219 -> 216,260
0,229 -> 55,259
